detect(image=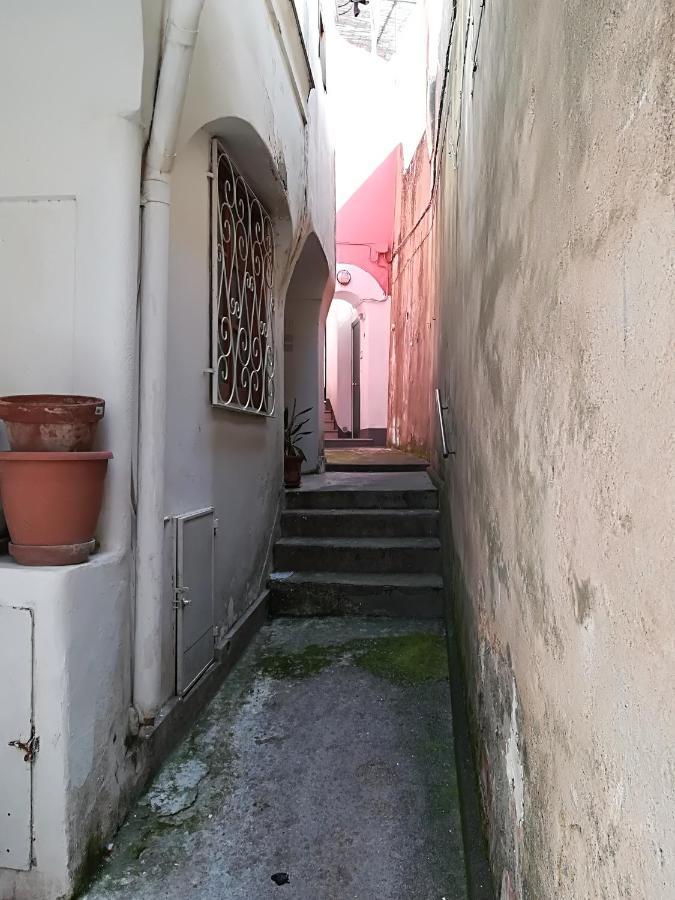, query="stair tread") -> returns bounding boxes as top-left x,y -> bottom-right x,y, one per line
291,472 -> 436,491
276,536 -> 441,549
282,508 -> 439,517
270,571 -> 443,587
